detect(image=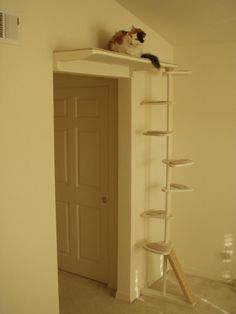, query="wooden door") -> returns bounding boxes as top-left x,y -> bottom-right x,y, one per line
54,81 -> 113,283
